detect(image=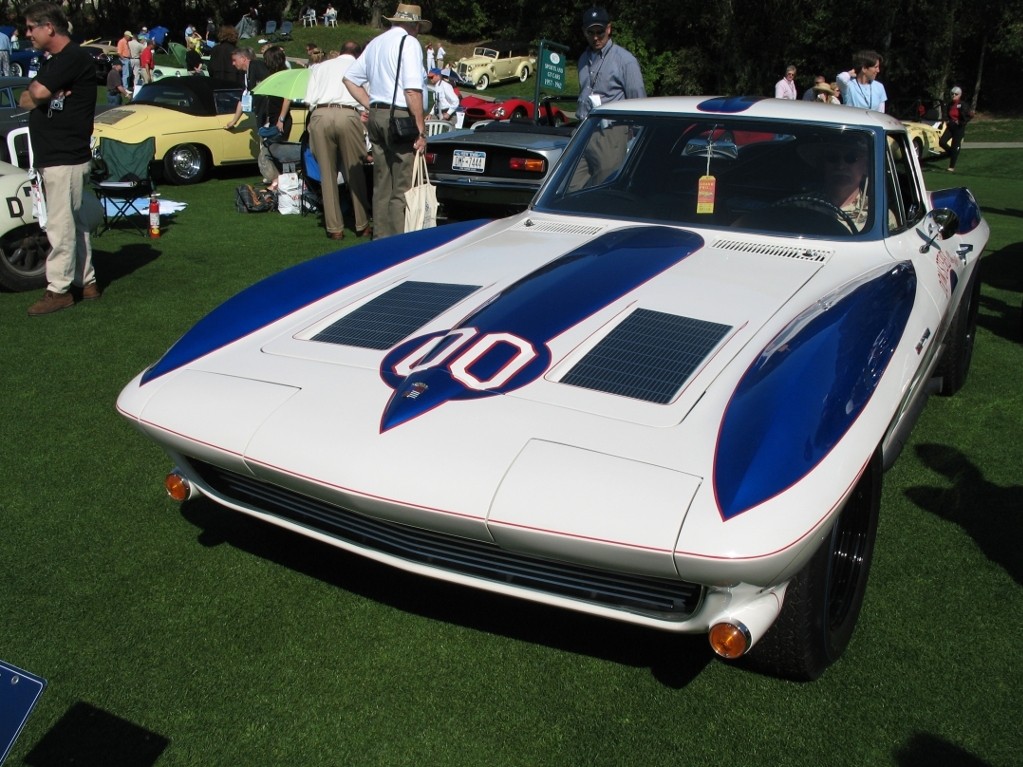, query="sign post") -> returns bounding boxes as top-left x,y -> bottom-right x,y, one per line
534,40 -> 569,123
